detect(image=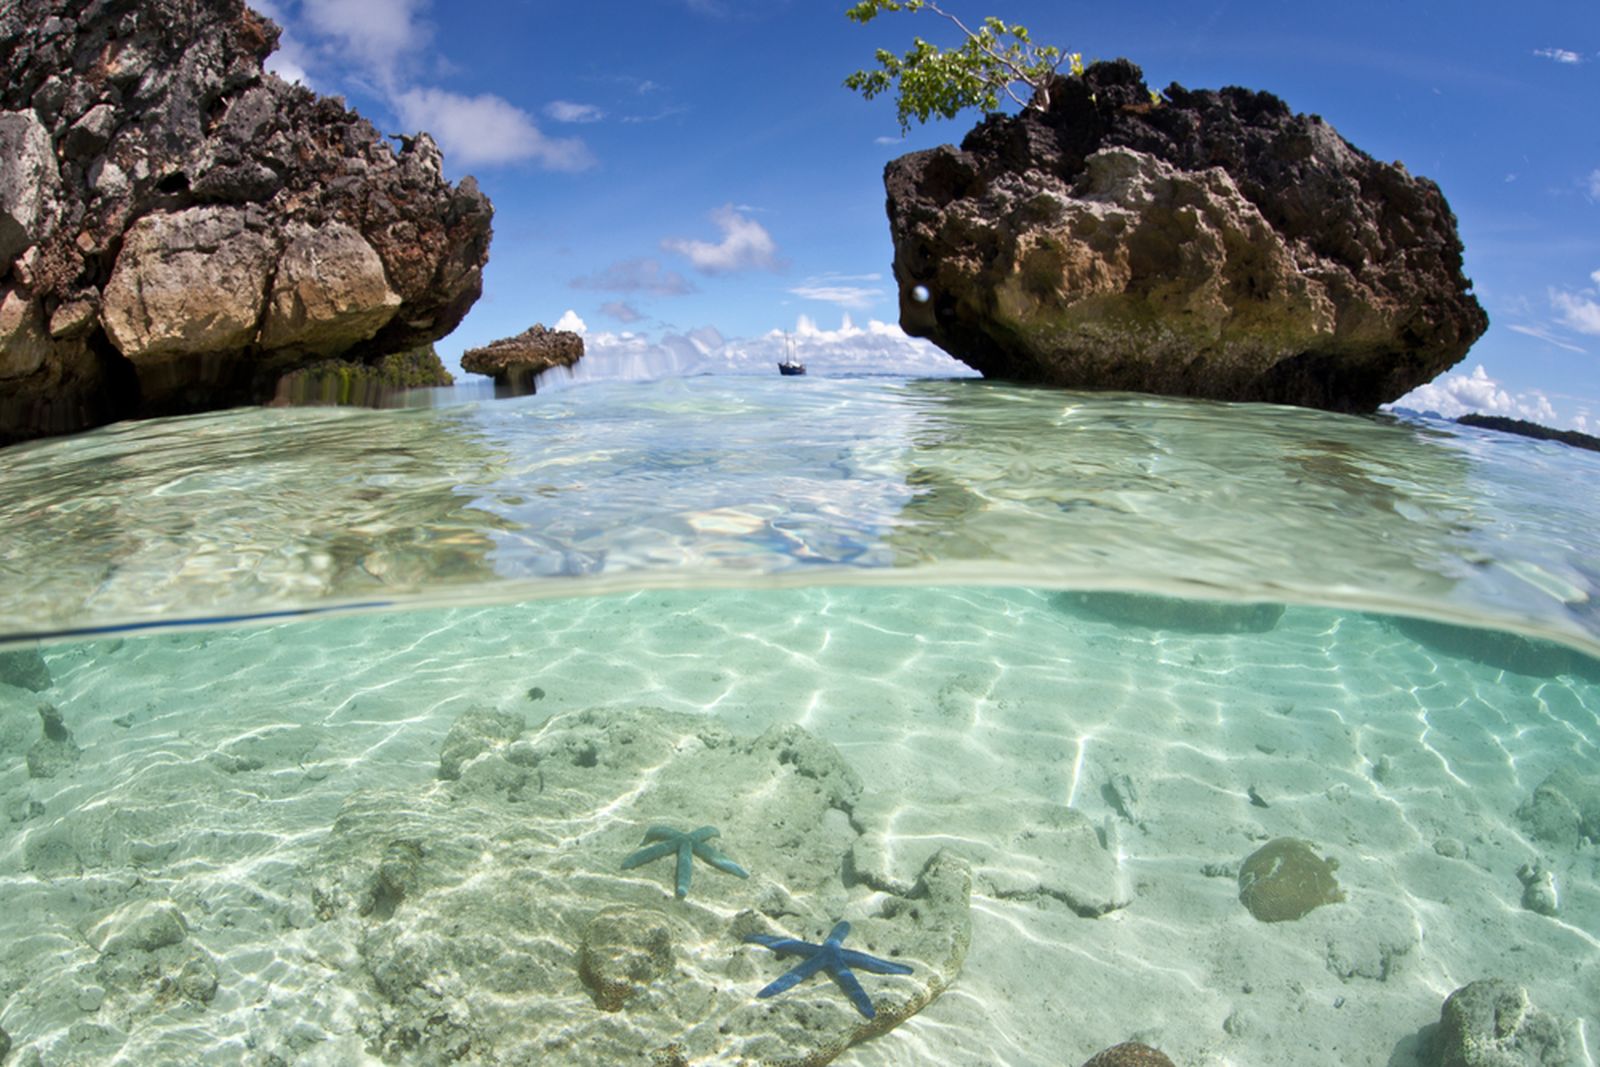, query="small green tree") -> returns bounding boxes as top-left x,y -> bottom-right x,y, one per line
843,1 -> 1082,133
